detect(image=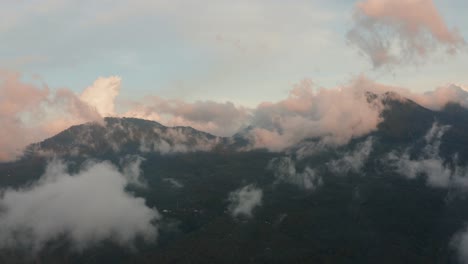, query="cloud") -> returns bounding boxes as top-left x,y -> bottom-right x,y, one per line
162,178 -> 184,189
93,77 -> 468,155
412,84 -> 468,110
109,118 -> 221,154
267,157 -> 323,190
228,184 -> 263,218
243,79 -> 385,152
0,72 -> 123,161
327,137 -> 374,175
124,97 -> 250,137
0,158 -> 159,252
0,71 -> 99,161
4,72 -> 468,160
120,155 -> 147,187
452,225 -> 468,264
347,0 -> 466,68
345,76 -> 468,111
80,76 -> 121,117
387,123 -> 468,188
